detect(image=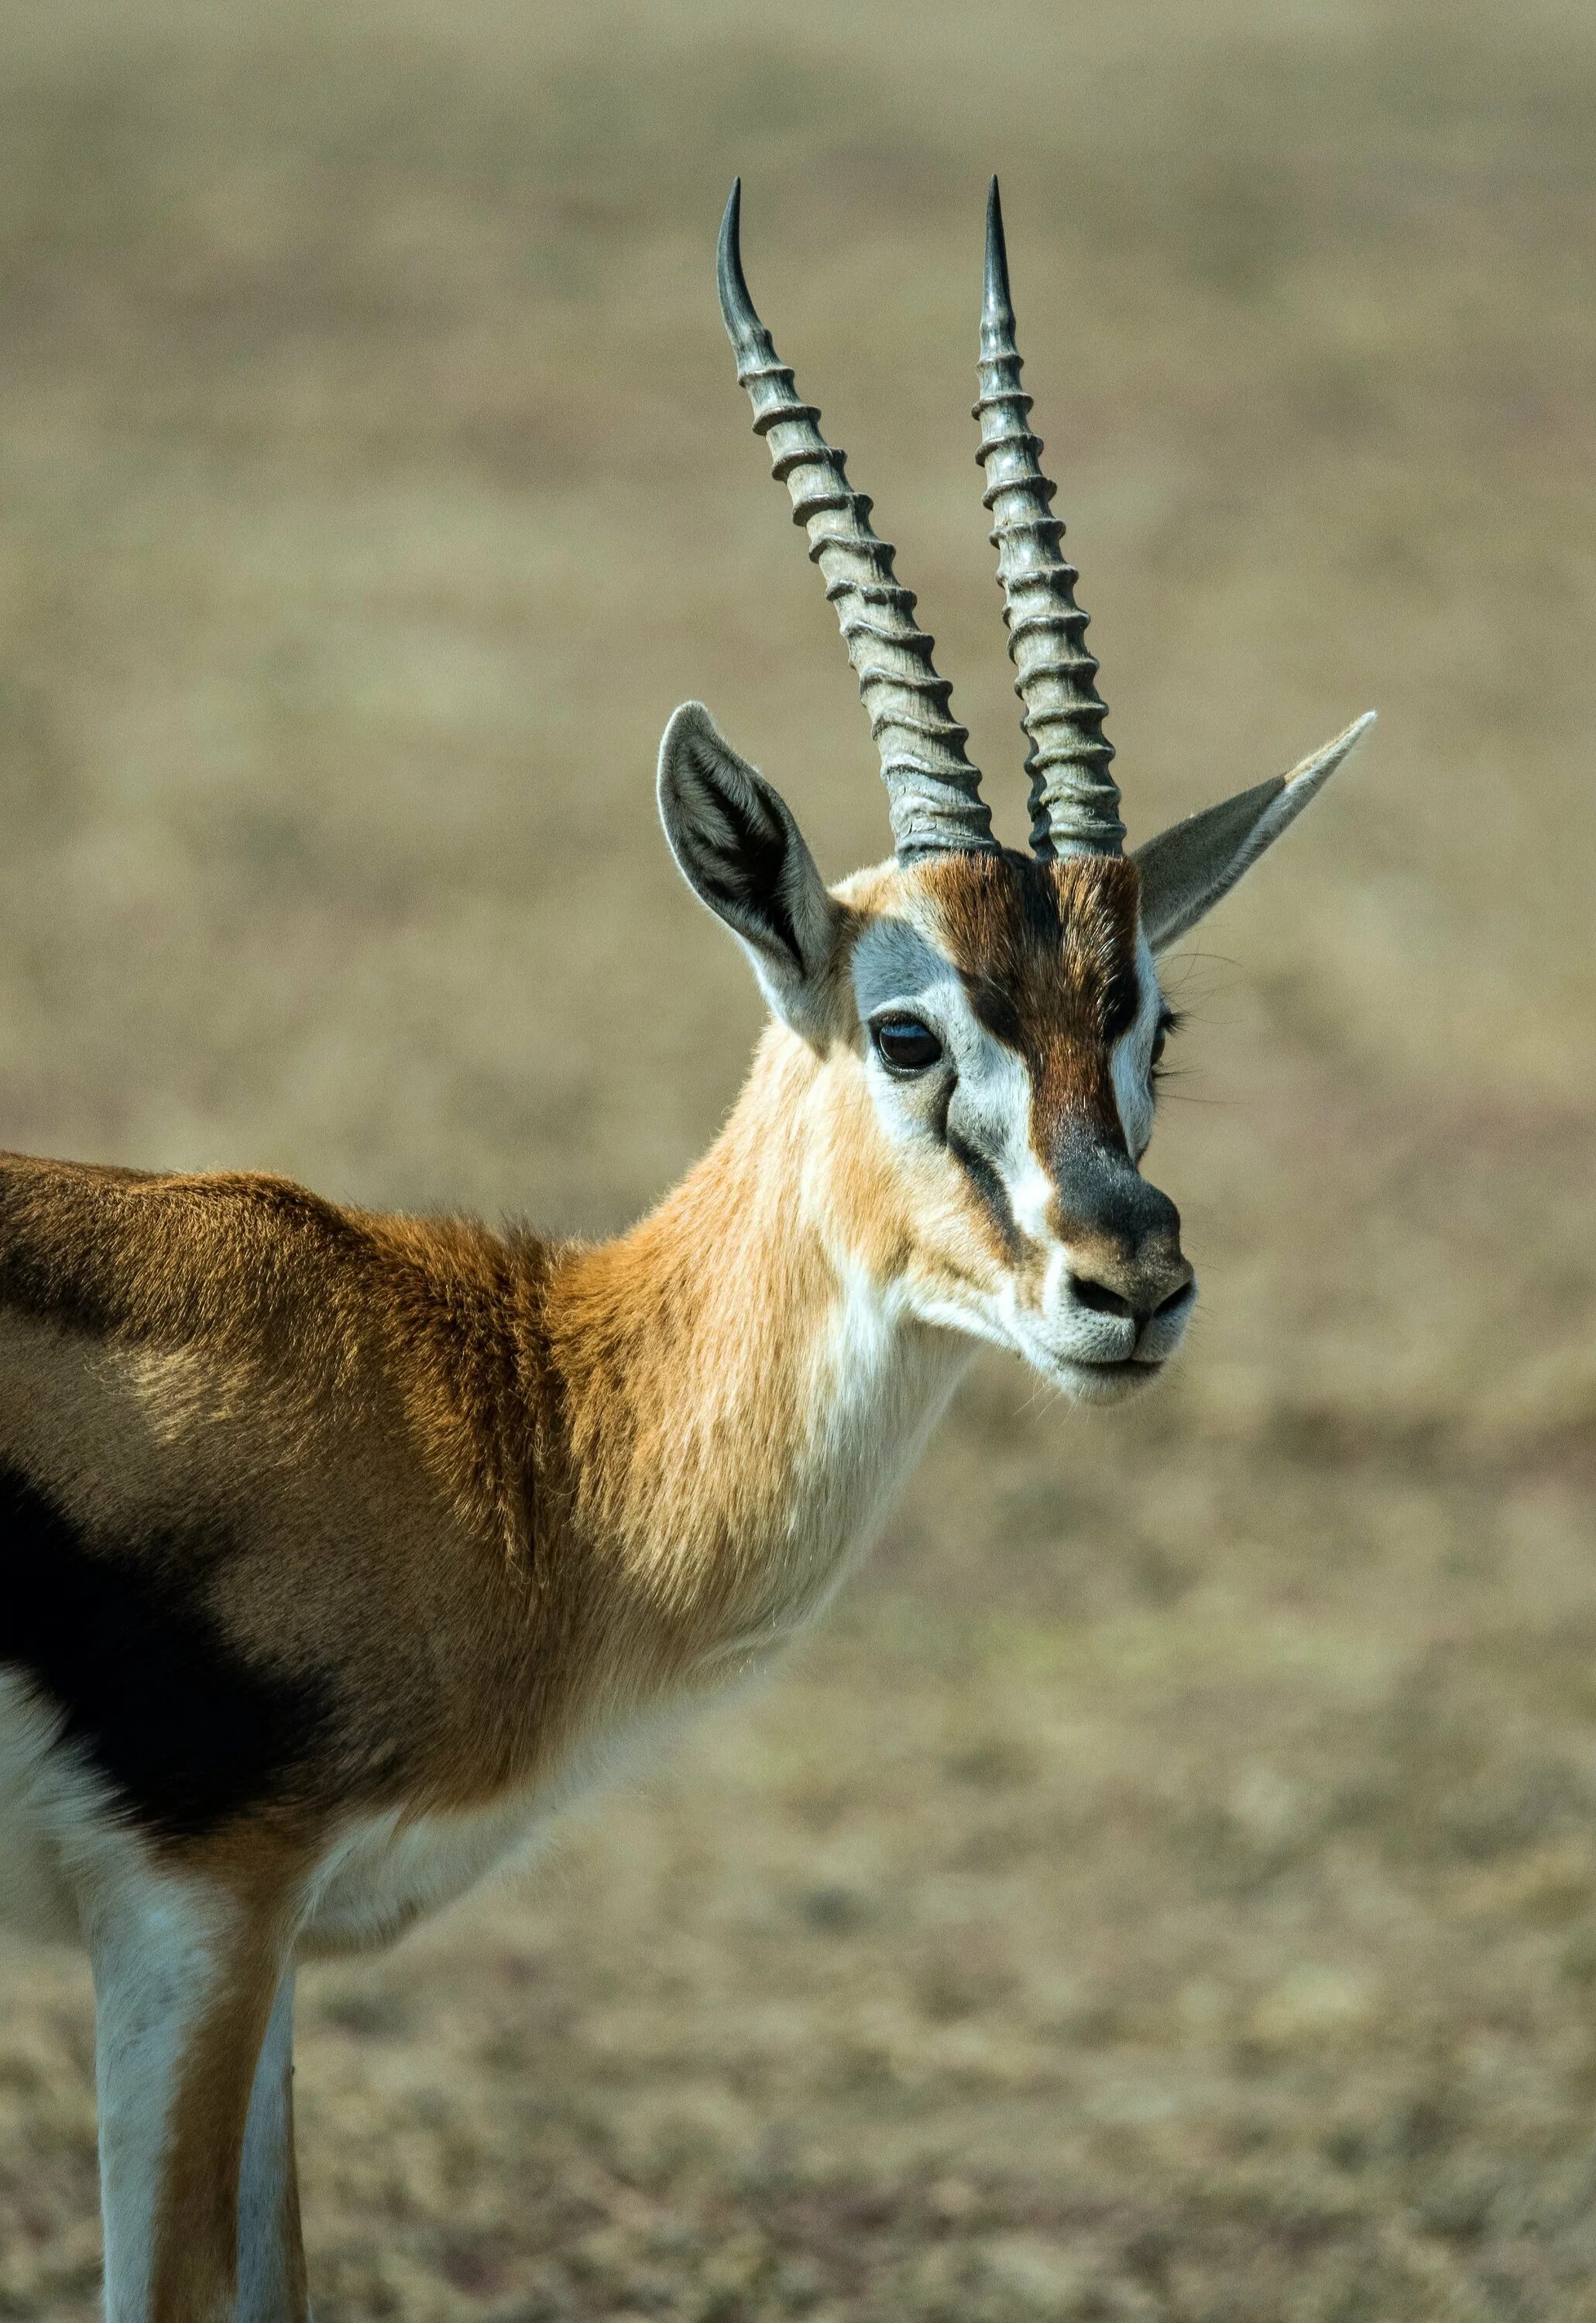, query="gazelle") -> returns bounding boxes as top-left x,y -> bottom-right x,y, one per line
0,180 -> 1371,2321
